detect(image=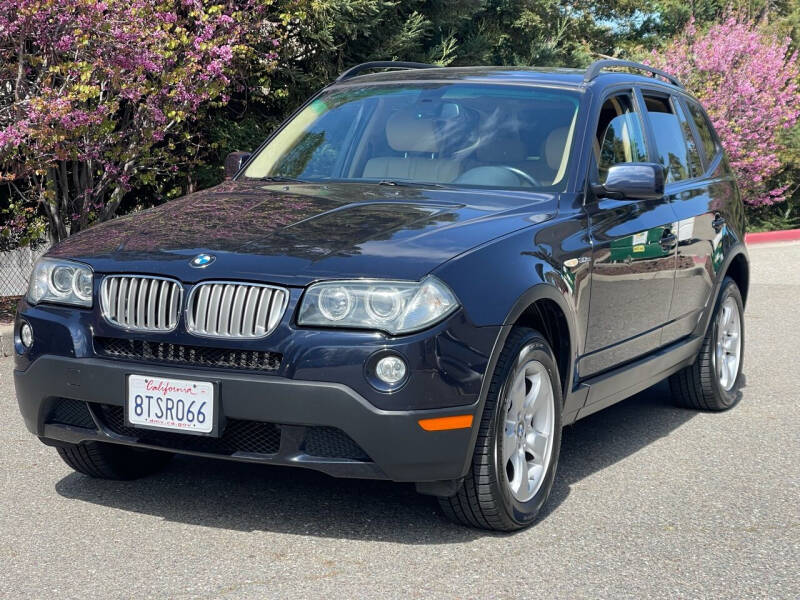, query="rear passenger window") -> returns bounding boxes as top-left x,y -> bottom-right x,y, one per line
686,101 -> 718,165
595,94 -> 648,183
643,95 -> 702,182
